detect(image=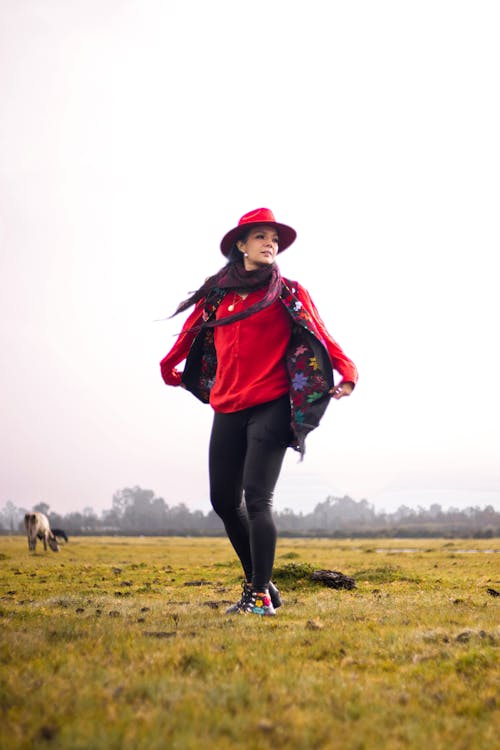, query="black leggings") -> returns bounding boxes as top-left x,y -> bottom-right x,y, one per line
209,395 -> 291,592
